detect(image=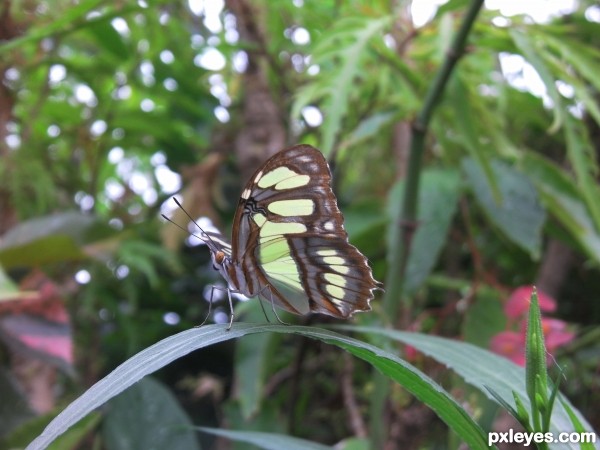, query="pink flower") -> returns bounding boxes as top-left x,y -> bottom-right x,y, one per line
504,286 -> 556,320
490,331 -> 526,366
489,286 -> 575,366
541,318 -> 575,351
